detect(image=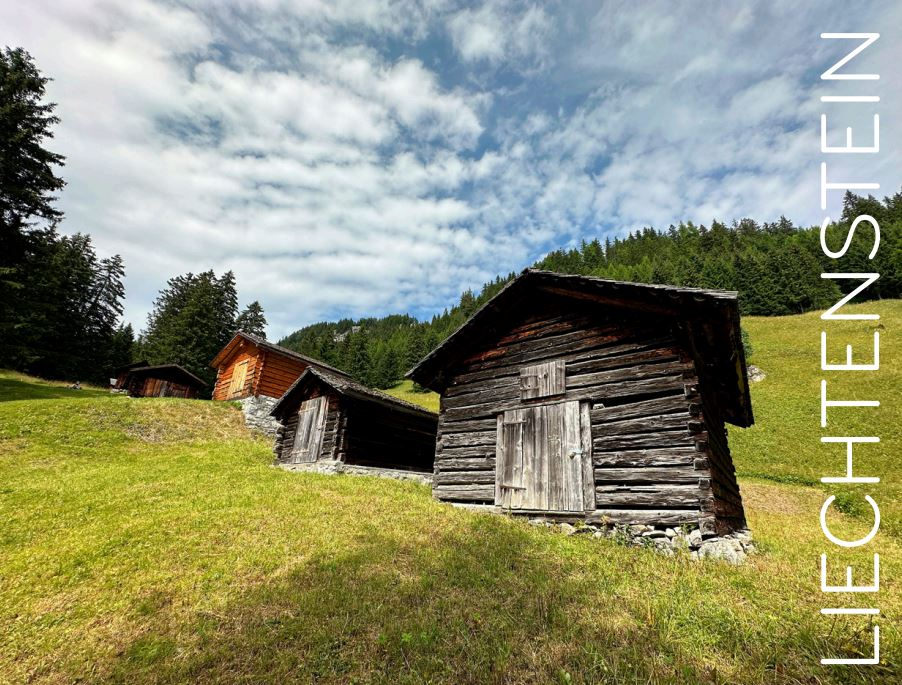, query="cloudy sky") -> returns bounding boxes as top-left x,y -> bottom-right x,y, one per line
2,1 -> 900,339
